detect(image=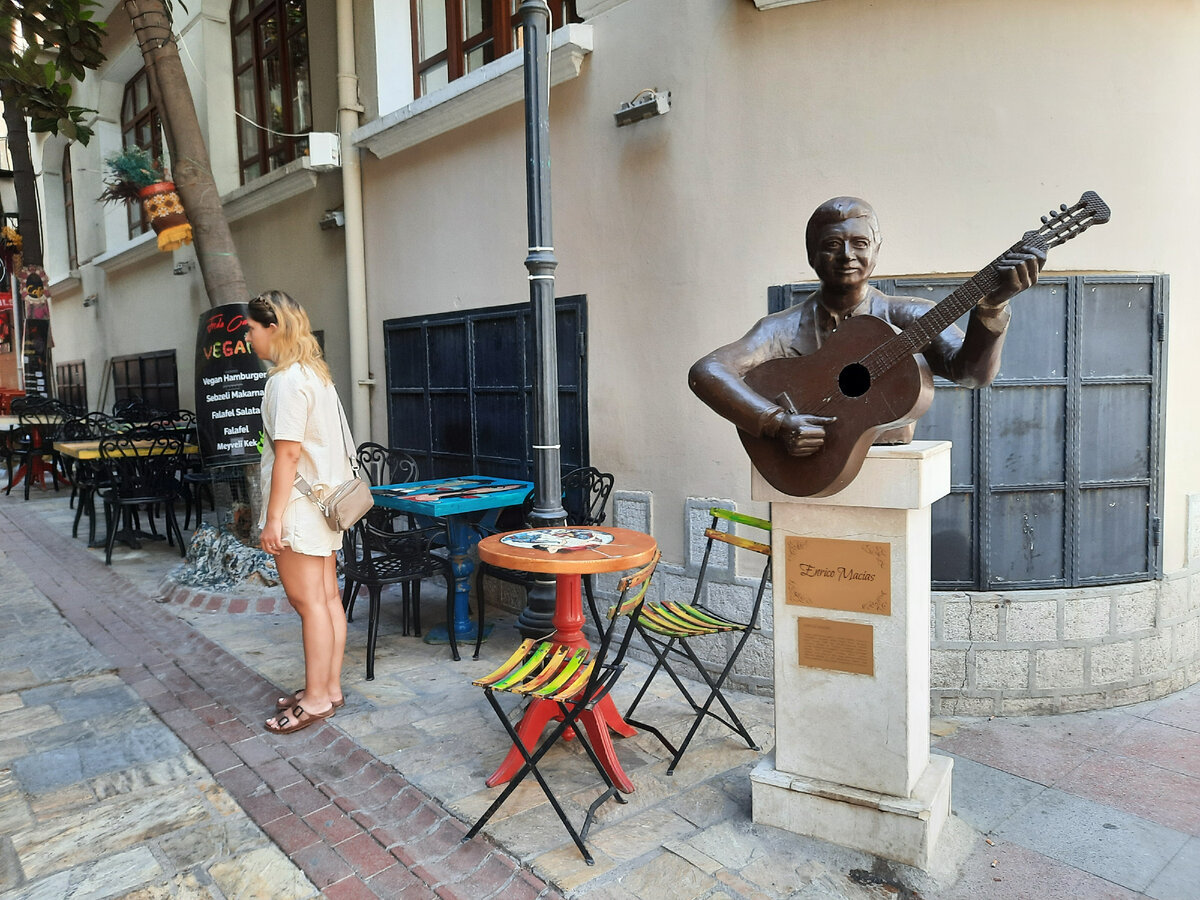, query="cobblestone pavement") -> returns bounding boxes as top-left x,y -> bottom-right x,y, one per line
1,485 -> 1197,899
